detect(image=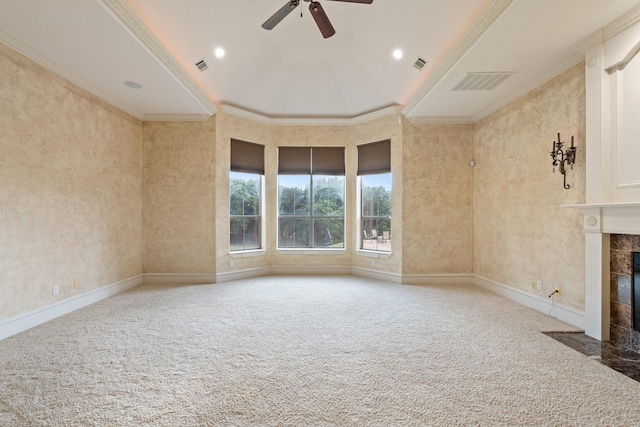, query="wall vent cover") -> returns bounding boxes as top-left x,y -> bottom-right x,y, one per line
414,57 -> 427,70
195,59 -> 209,72
453,72 -> 515,91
